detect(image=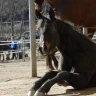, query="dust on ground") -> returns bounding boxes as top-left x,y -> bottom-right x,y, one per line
0,57 -> 96,96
